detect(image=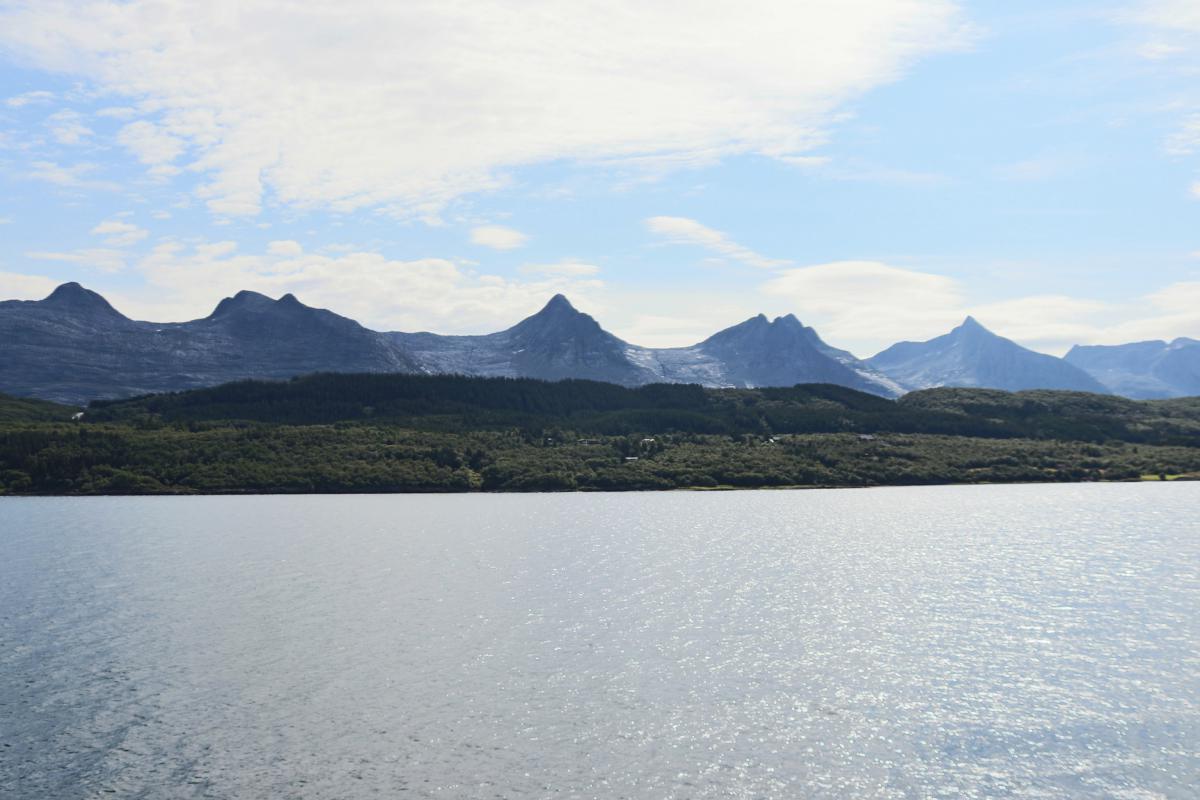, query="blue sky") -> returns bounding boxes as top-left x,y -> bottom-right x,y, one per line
0,0 -> 1198,356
